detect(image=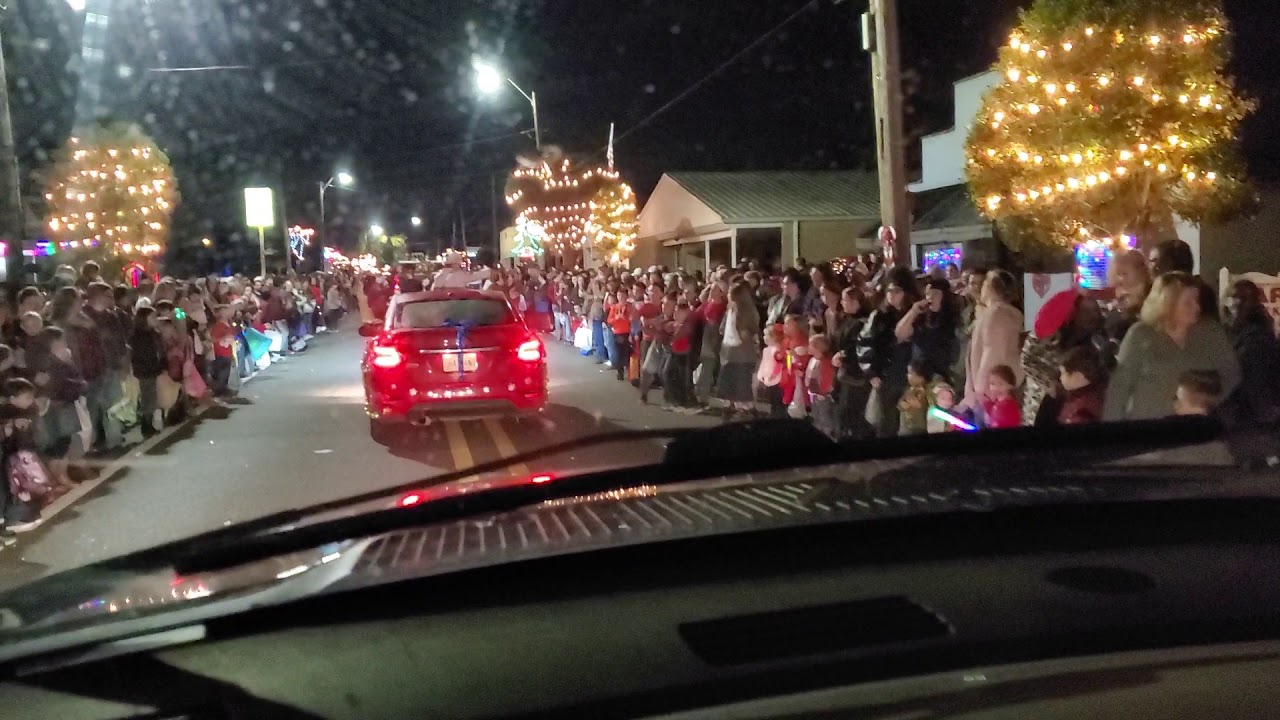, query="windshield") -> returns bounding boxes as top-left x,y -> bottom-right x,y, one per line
0,0 -> 1277,647
394,299 -> 513,329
